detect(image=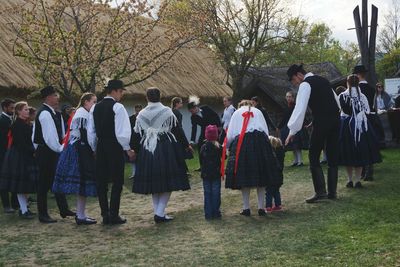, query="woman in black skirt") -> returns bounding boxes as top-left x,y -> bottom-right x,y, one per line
132,88 -> 190,223
338,75 -> 382,188
0,101 -> 37,219
225,100 -> 282,216
171,97 -> 193,166
277,91 -> 309,166
52,93 -> 97,225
